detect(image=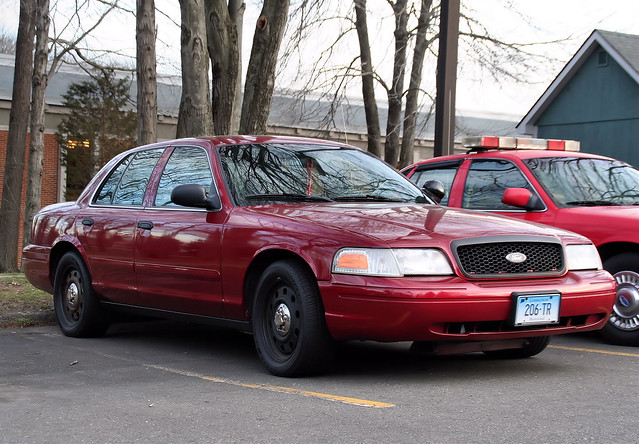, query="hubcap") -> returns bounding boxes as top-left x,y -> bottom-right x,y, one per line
610,271 -> 639,332
66,282 -> 79,312
264,284 -> 300,358
61,269 -> 83,322
274,303 -> 291,335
